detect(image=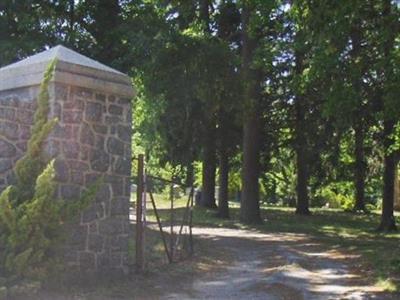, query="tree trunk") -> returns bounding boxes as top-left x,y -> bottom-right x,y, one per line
201,119 -> 217,208
241,116 -> 261,223
353,122 -> 367,212
350,25 -> 367,213
86,0 -> 122,65
378,120 -> 397,231
185,161 -> 194,187
198,0 -> 216,208
68,0 -> 75,45
377,0 -> 397,232
295,127 -> 310,215
199,0 -> 211,33
239,3 -> 262,224
217,150 -> 230,219
294,49 -> 310,215
217,109 -> 230,218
